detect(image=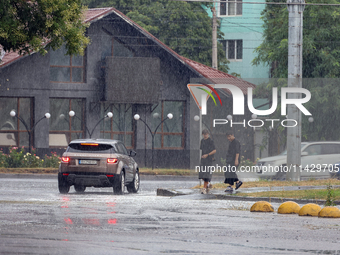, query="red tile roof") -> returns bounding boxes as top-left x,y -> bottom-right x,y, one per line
181,57 -> 255,94
84,7 -> 115,23
0,7 -> 255,93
